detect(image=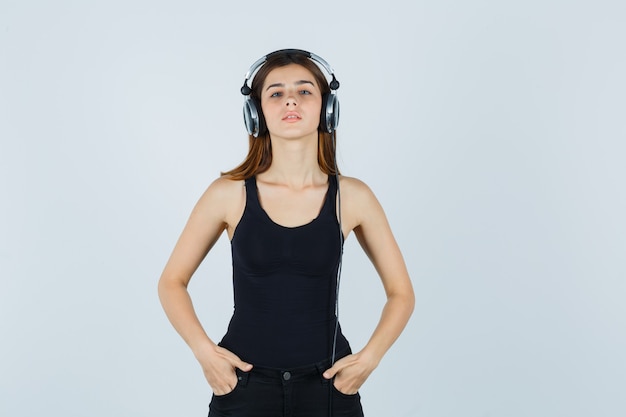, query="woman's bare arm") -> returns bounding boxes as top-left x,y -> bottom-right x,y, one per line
157,177 -> 251,395
323,177 -> 415,394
